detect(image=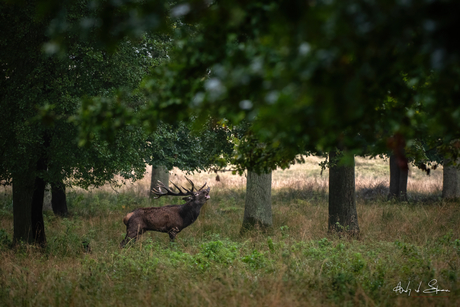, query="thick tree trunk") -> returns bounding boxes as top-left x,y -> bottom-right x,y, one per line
43,184 -> 52,211
149,165 -> 170,199
388,154 -> 408,201
13,158 -> 47,246
388,154 -> 400,200
241,170 -> 273,232
399,165 -> 408,201
328,151 -> 359,236
13,170 -> 36,244
442,159 -> 460,200
51,181 -> 68,217
31,159 -> 47,246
